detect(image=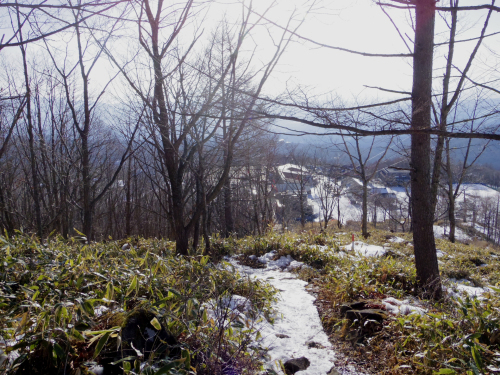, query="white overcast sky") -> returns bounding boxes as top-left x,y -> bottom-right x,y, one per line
206,0 -> 500,102
2,0 -> 499,115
